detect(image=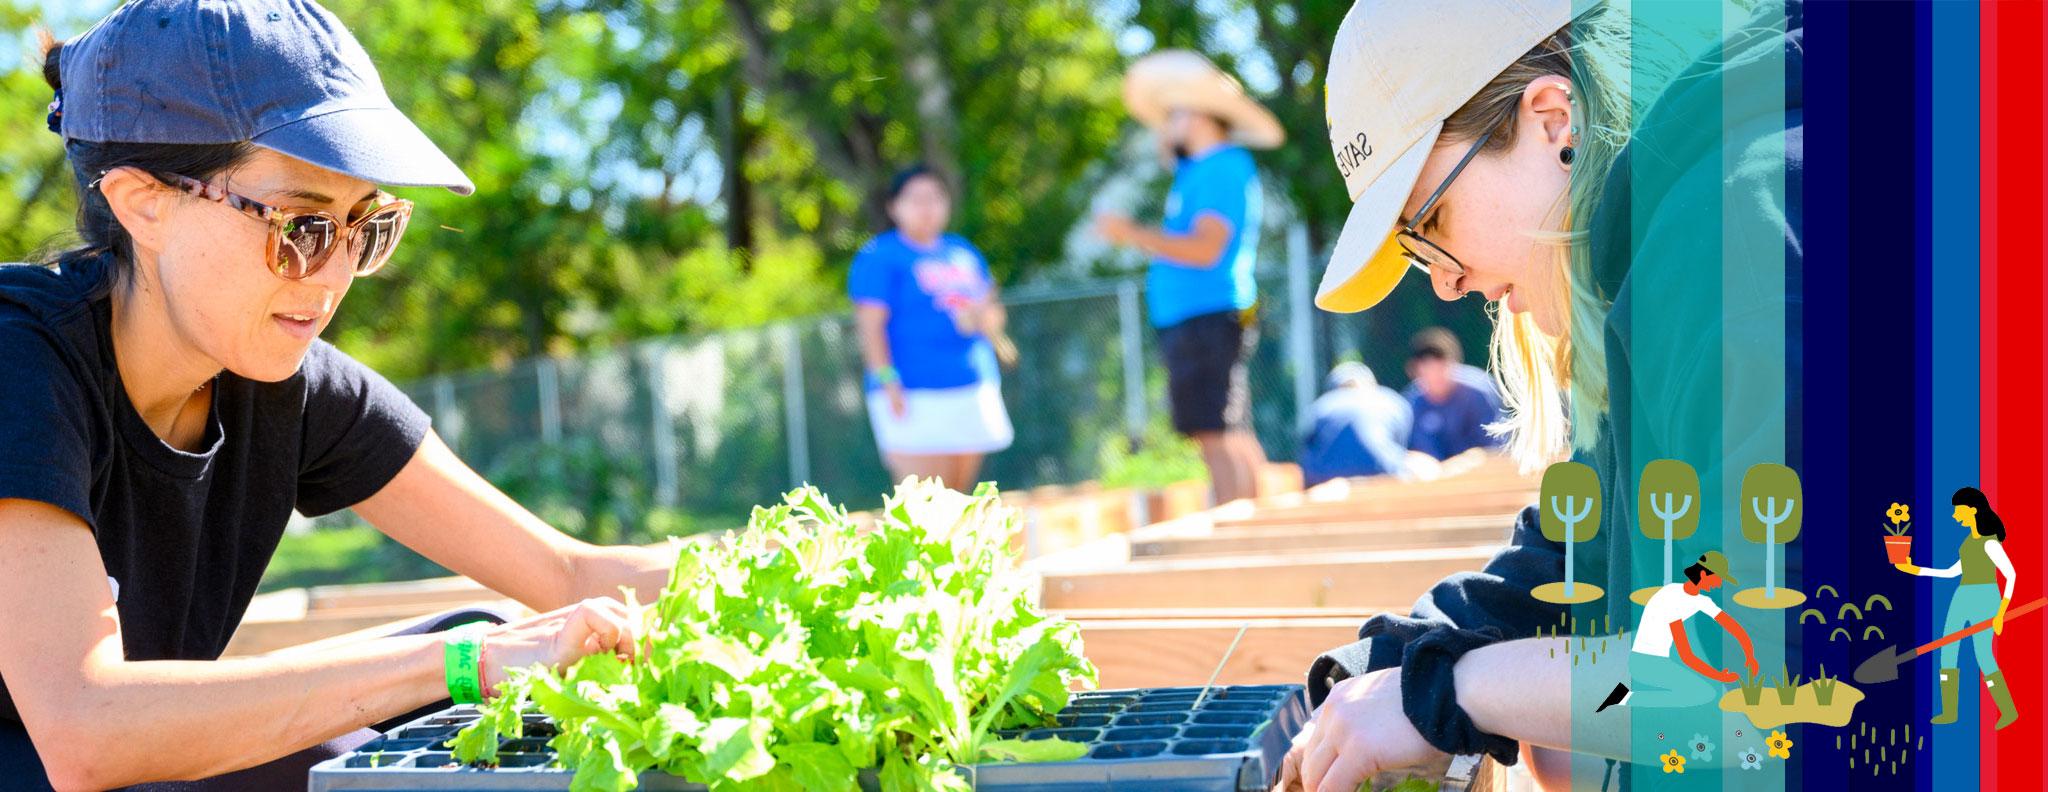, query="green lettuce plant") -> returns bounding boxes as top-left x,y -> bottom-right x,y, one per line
453,481 -> 1098,791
